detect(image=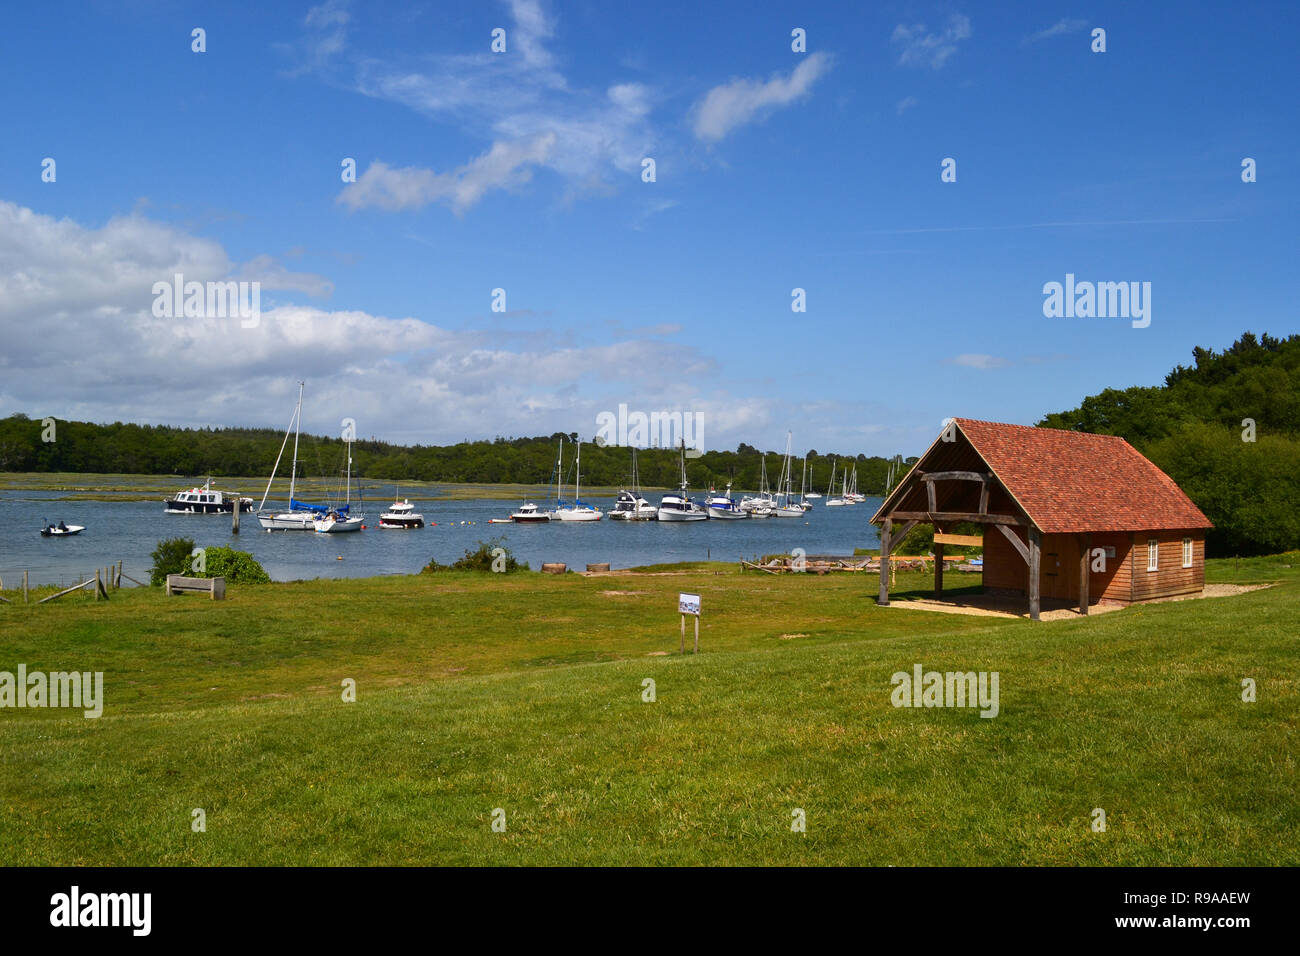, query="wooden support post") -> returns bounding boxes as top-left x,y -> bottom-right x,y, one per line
1027,527 -> 1041,621
680,614 -> 685,655
934,542 -> 945,598
23,570 -> 29,604
1079,533 -> 1091,615
878,519 -> 892,607
693,616 -> 699,655
95,568 -> 103,601
232,501 -> 240,534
